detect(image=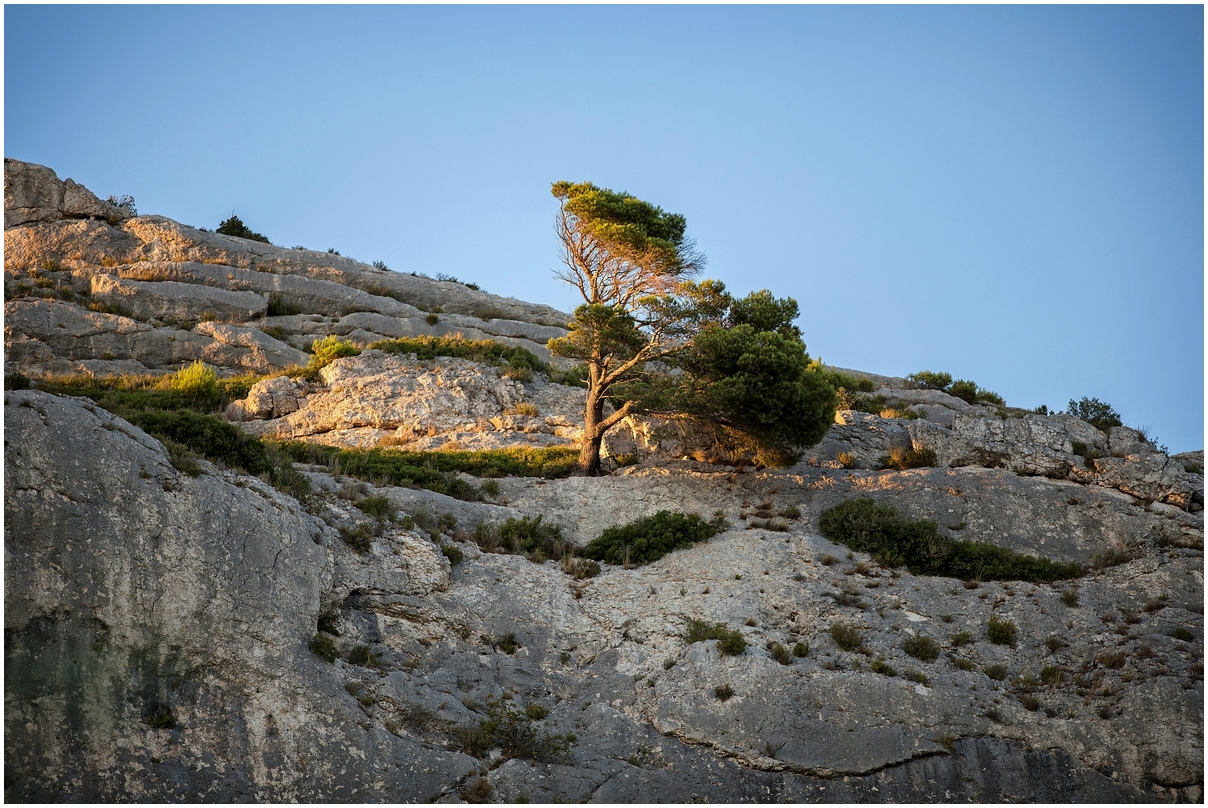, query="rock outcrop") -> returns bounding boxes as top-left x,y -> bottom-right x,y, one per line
5,158 -> 1203,802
